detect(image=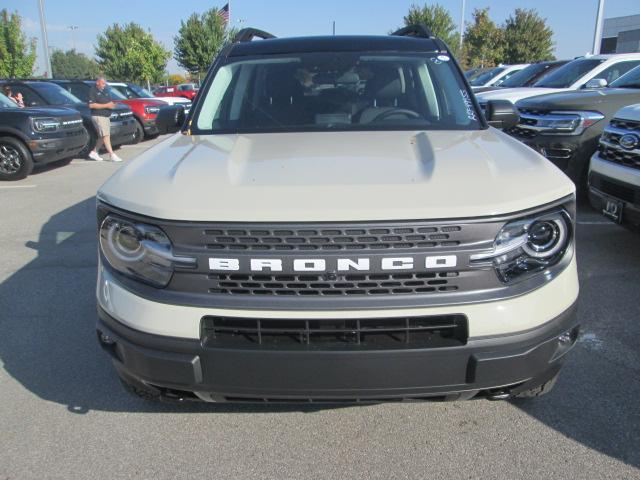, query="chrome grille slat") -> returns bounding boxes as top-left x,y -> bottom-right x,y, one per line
598,119 -> 640,170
